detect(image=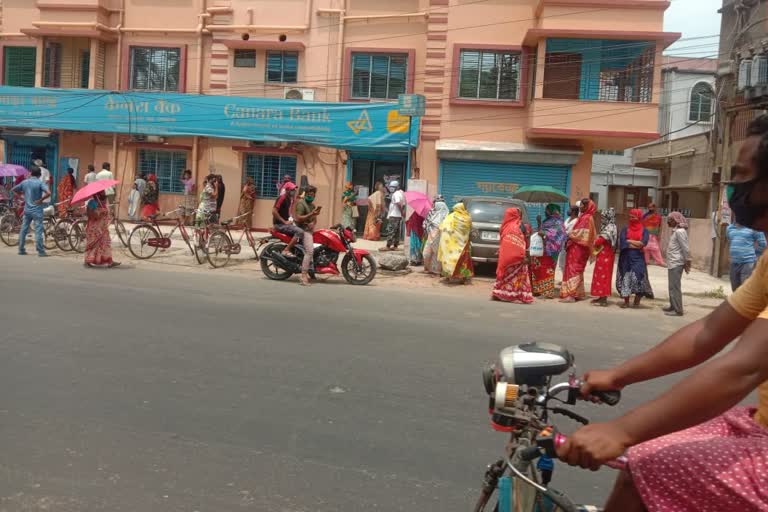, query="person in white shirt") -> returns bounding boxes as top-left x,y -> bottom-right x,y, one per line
84,164 -> 98,185
384,180 -> 405,251
95,162 -> 115,206
33,159 -> 52,204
